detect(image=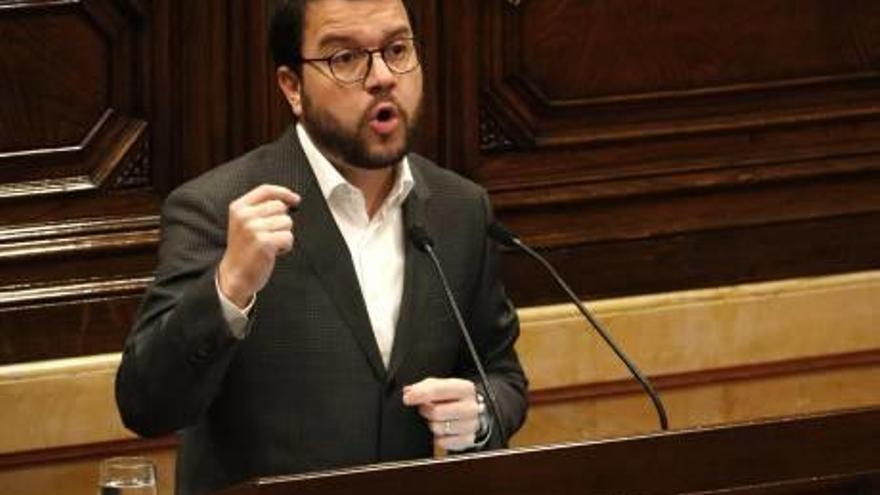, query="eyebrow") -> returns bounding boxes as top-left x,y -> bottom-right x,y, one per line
317,26 -> 413,51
